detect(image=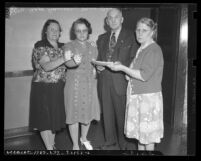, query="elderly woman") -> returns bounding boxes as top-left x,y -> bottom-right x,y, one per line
63,18 -> 100,150
107,17 -> 164,151
29,19 -> 73,150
